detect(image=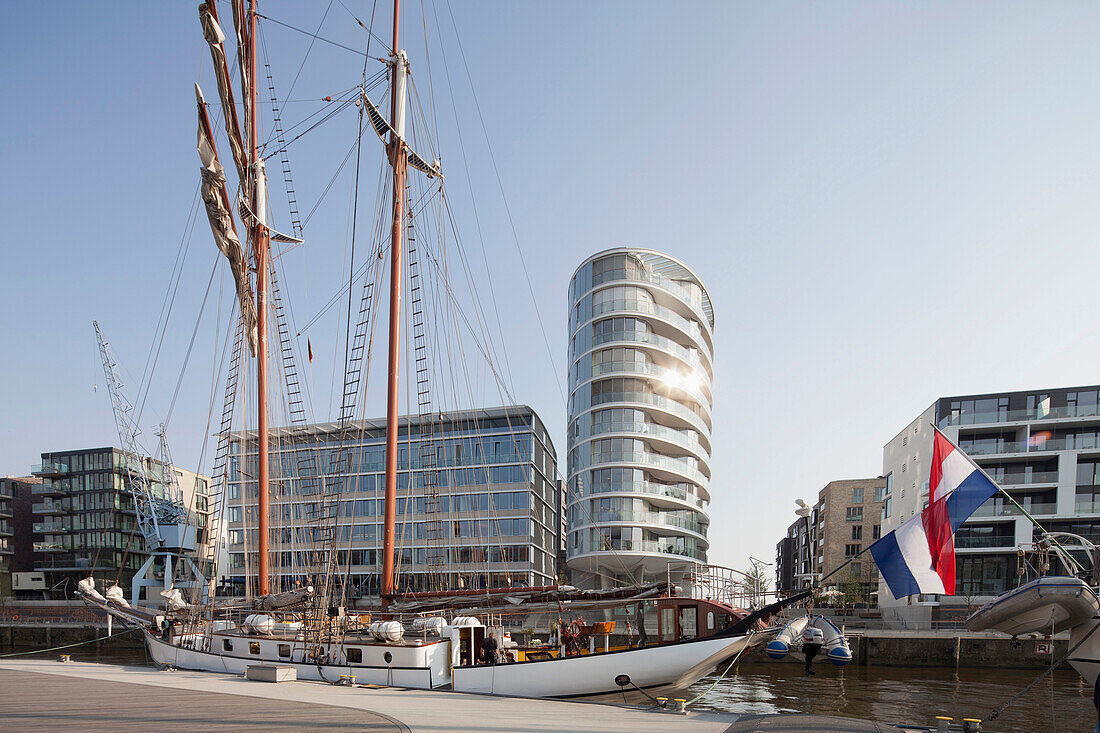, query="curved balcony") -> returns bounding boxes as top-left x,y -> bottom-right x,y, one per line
575,358 -> 713,412
572,508 -> 709,539
570,476 -> 708,509
570,539 -> 709,563
578,328 -> 712,381
585,419 -> 711,468
579,448 -> 709,488
573,297 -> 714,360
585,388 -> 712,436
582,268 -> 712,338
